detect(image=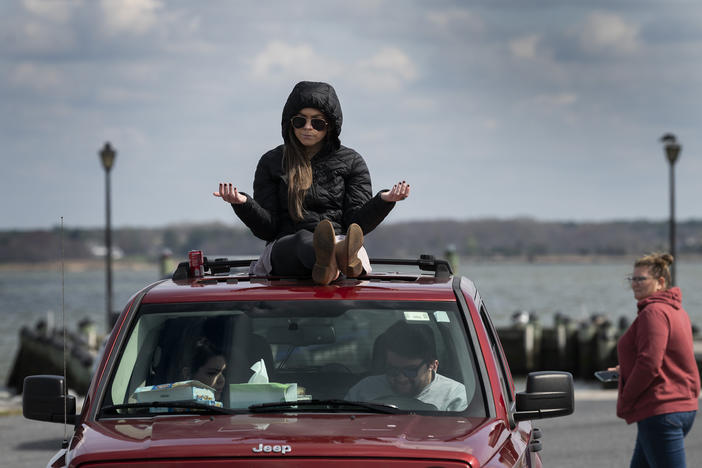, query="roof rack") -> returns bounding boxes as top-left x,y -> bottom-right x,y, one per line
369,254 -> 452,278
172,254 -> 453,281
172,257 -> 254,281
